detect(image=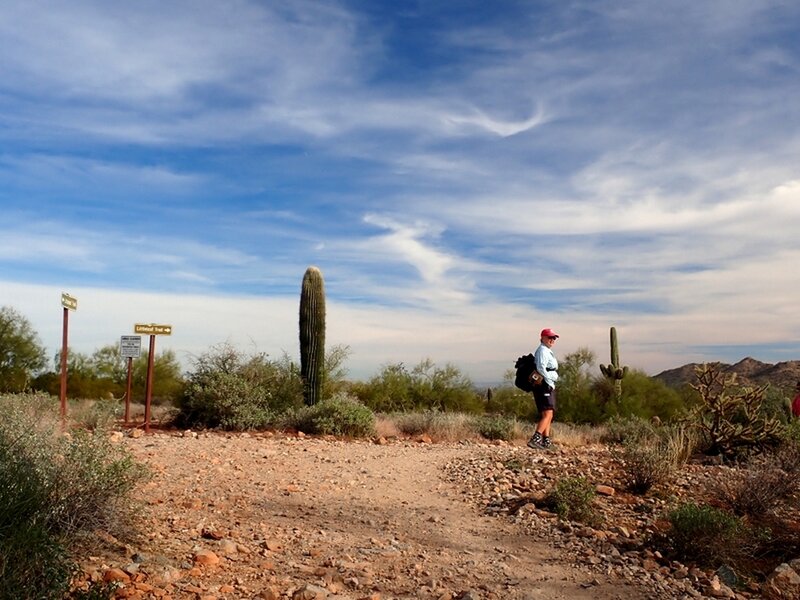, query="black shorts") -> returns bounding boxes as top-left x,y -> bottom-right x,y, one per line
533,384 -> 556,414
